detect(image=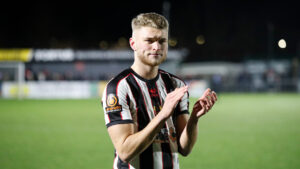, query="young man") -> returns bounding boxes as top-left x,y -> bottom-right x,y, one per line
102,12 -> 217,169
